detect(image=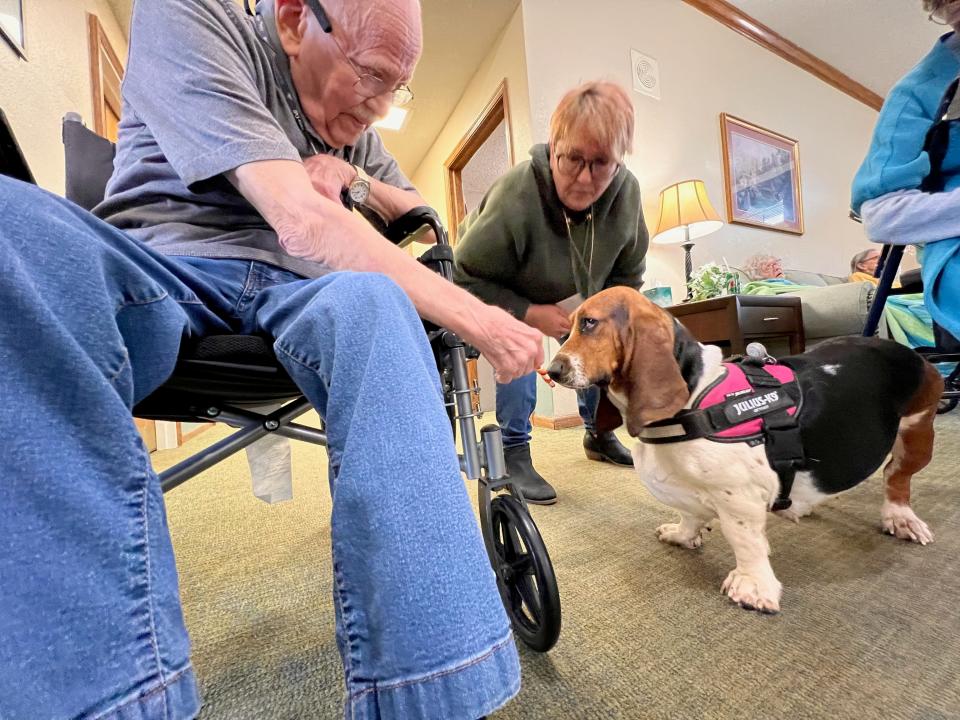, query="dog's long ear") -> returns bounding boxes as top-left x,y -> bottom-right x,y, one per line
593,389 -> 623,434
621,297 -> 690,436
